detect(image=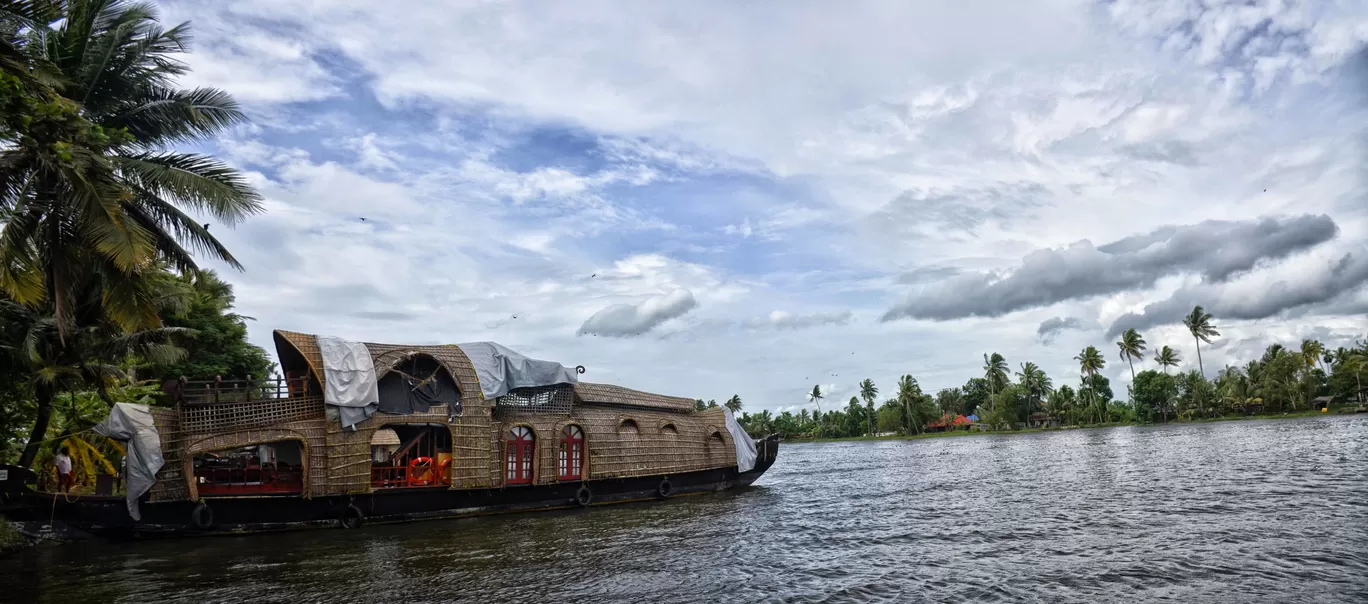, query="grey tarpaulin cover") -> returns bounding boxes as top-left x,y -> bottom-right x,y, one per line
317,335 -> 380,429
93,403 -> 163,521
722,408 -> 757,473
455,342 -> 579,399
